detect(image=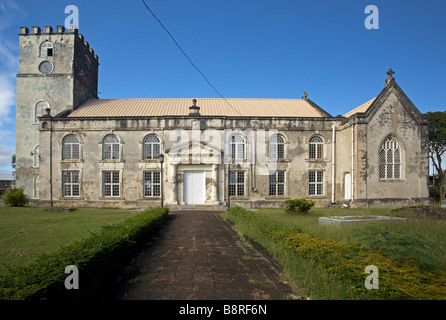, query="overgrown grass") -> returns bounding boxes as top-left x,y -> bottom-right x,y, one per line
222,206 -> 446,300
